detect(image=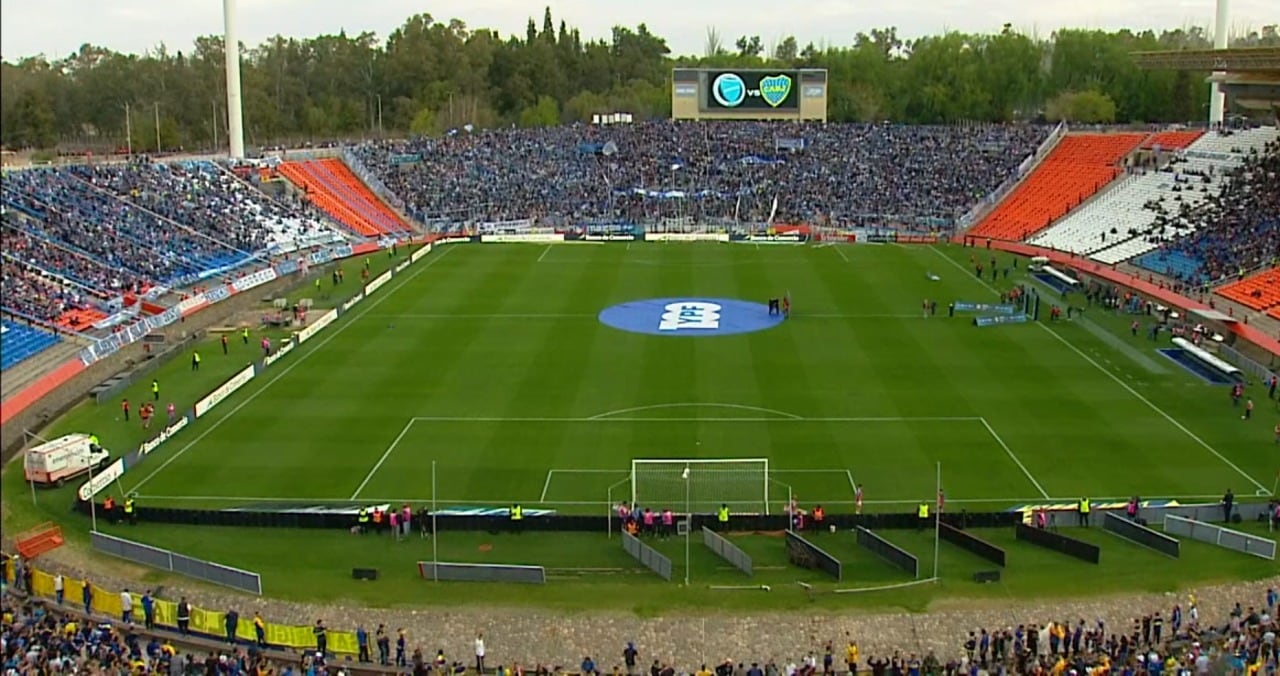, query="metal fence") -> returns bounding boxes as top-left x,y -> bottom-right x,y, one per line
417,561 -> 547,584
90,532 -> 262,595
621,532 -> 673,580
702,527 -> 753,576
1216,343 -> 1278,385
1163,515 -> 1276,560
